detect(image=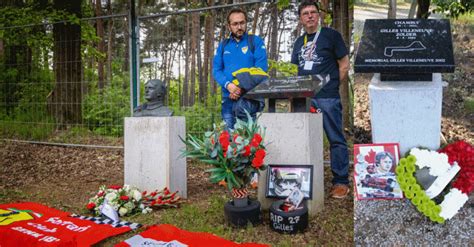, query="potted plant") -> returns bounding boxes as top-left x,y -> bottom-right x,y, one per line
181,114 -> 267,226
